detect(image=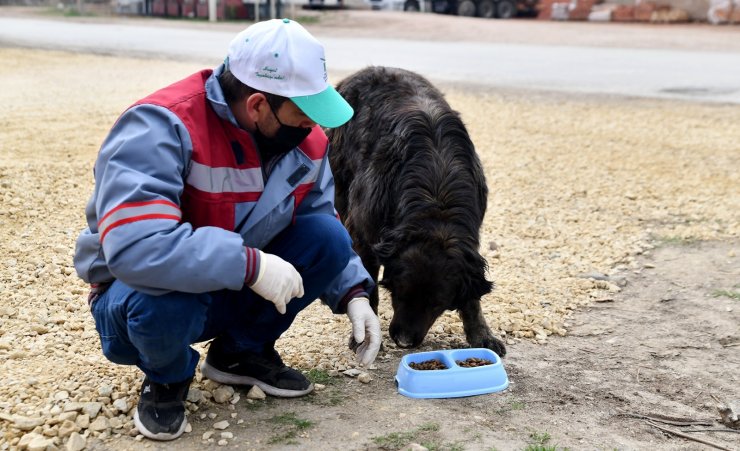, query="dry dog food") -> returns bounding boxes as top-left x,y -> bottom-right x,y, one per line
409,359 -> 448,370
456,357 -> 493,368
